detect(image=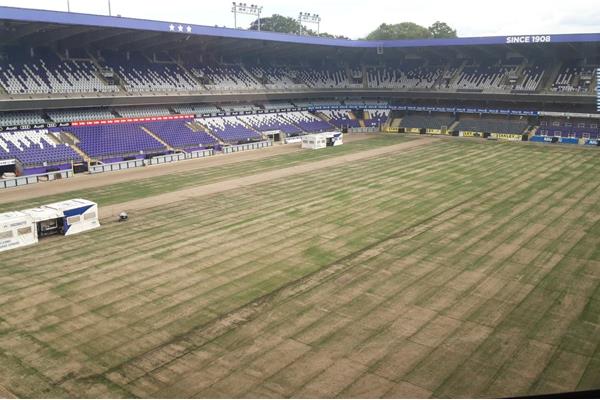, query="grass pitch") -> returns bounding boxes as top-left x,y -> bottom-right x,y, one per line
0,136 -> 599,398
